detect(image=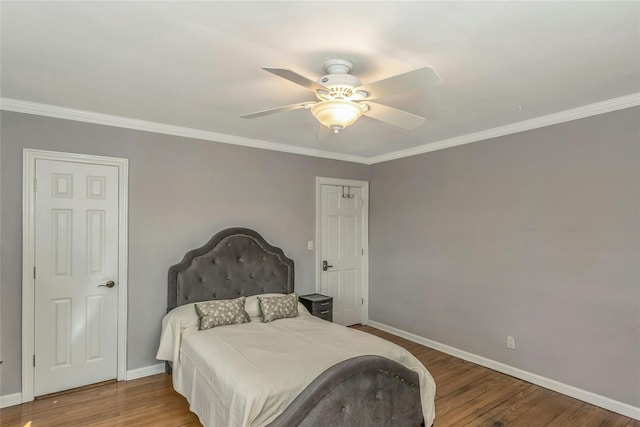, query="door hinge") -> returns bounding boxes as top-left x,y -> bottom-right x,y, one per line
33,354 -> 36,367
34,178 -> 37,192
33,266 -> 36,279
